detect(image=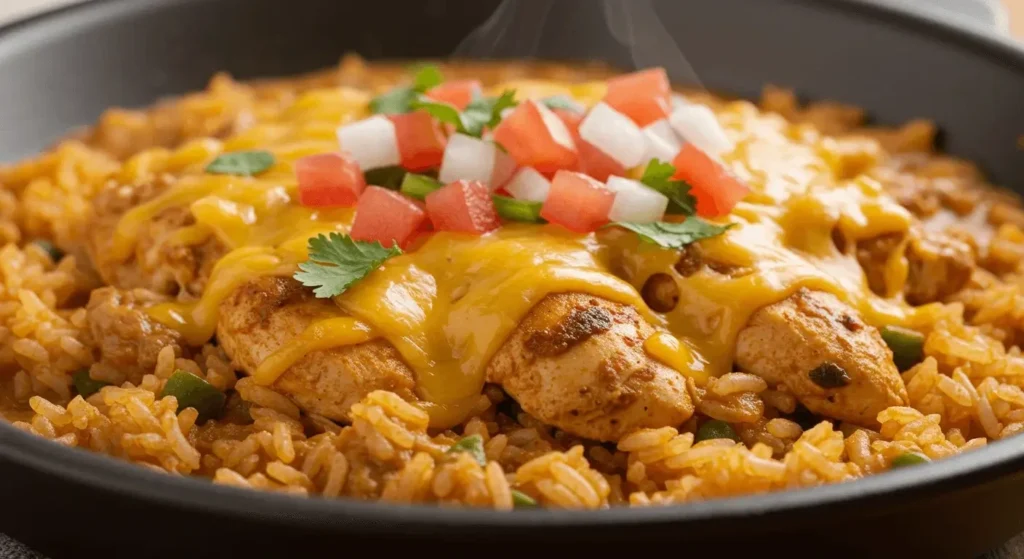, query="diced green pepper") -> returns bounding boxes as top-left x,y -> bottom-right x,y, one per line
492,195 -> 544,223
159,370 -> 226,423
400,173 -> 443,200
881,326 -> 925,372
695,420 -> 739,443
447,434 -> 487,466
891,452 -> 930,468
72,369 -> 110,398
32,239 -> 64,262
511,489 -> 537,508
